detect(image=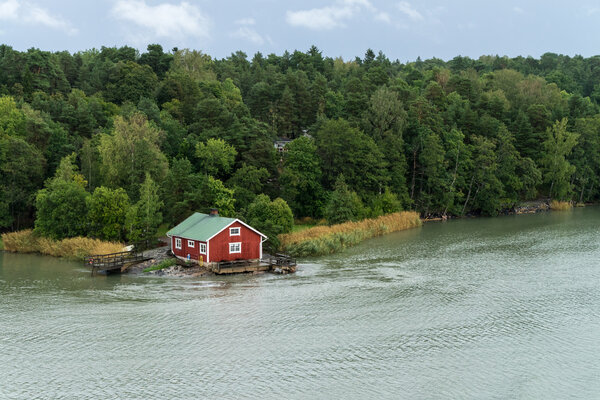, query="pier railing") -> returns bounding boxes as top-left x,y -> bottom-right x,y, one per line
84,250 -> 147,272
